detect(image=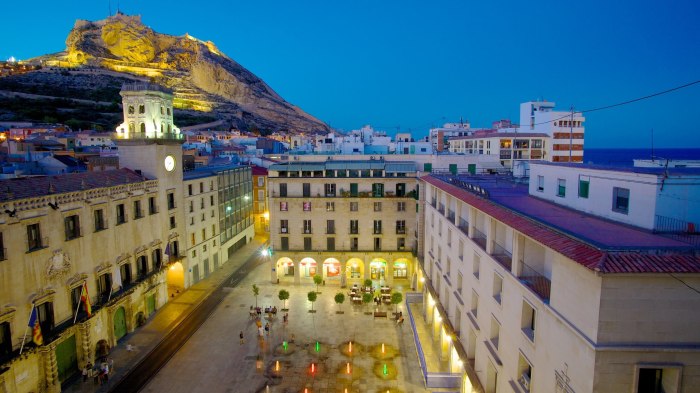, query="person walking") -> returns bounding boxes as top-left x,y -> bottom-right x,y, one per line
265,322 -> 270,336
82,363 -> 91,382
239,331 -> 244,345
